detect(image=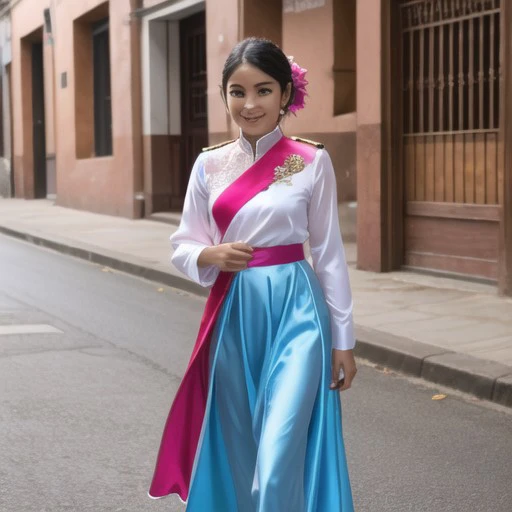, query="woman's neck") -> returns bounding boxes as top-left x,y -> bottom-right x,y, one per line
241,126 -> 280,155
243,134 -> 259,154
